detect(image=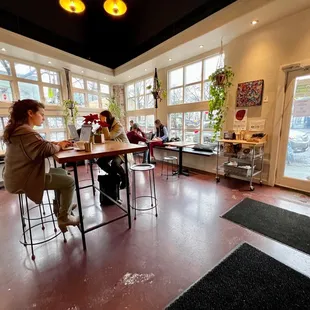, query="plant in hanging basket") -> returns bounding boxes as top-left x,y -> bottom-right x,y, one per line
208,66 -> 234,141
62,99 -> 79,126
146,79 -> 167,102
